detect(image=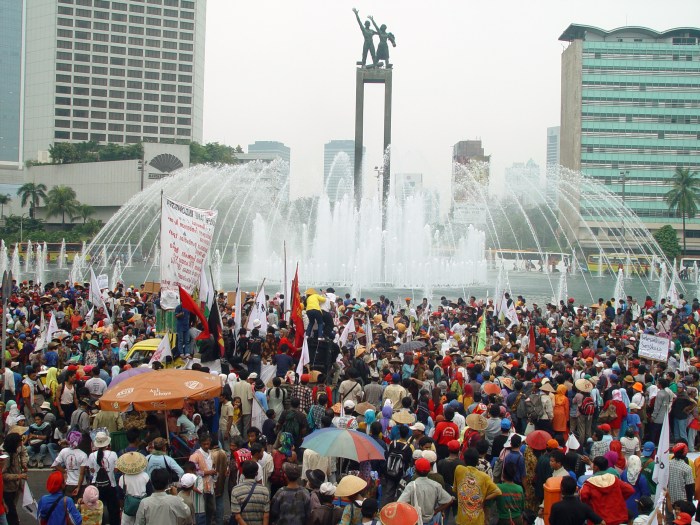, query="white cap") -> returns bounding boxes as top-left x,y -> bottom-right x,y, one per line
409,422 -> 426,432
180,473 -> 197,488
319,482 -> 336,496
248,372 -> 258,379
343,400 -> 355,410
